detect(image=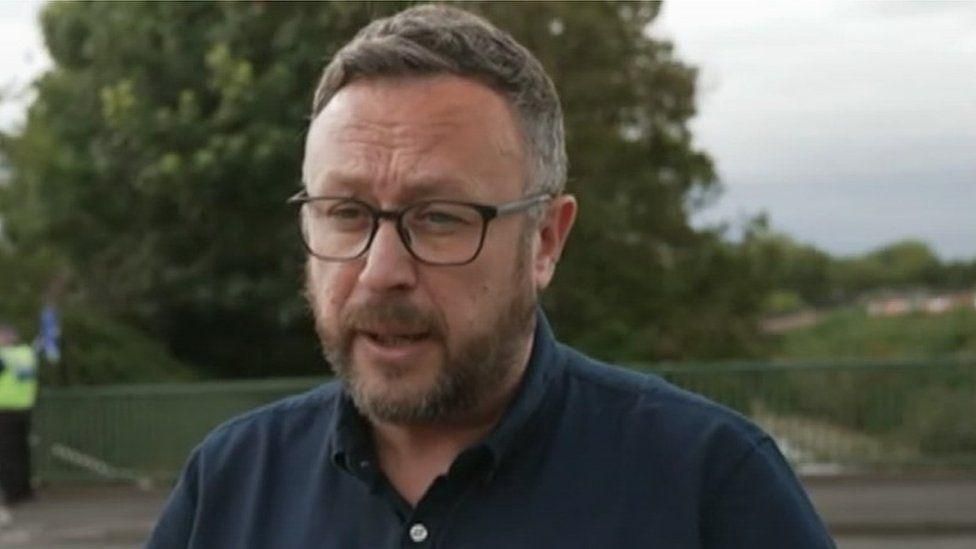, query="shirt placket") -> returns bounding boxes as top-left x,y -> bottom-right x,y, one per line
398,476 -> 448,548
398,450 -> 493,549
